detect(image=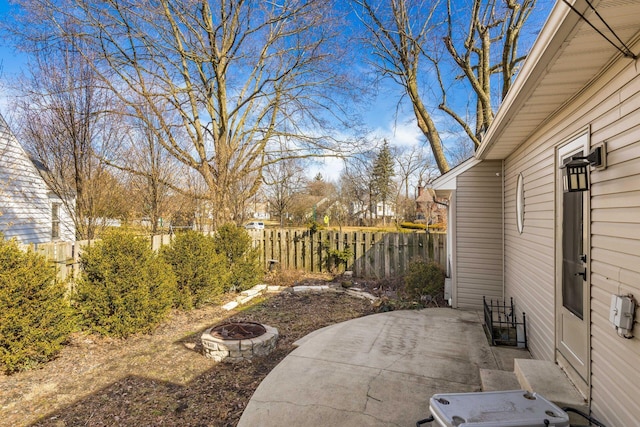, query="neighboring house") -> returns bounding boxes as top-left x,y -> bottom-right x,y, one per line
0,113 -> 75,243
301,195 -> 330,221
433,1 -> 640,424
351,200 -> 396,222
372,200 -> 395,220
415,186 -> 446,226
249,201 -> 271,221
